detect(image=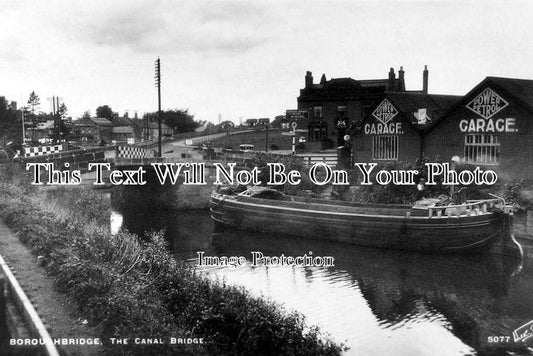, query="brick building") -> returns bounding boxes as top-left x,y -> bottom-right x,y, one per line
349,75 -> 533,180
424,77 -> 533,179
352,92 -> 461,163
71,117 -> 113,144
297,67 -> 425,147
